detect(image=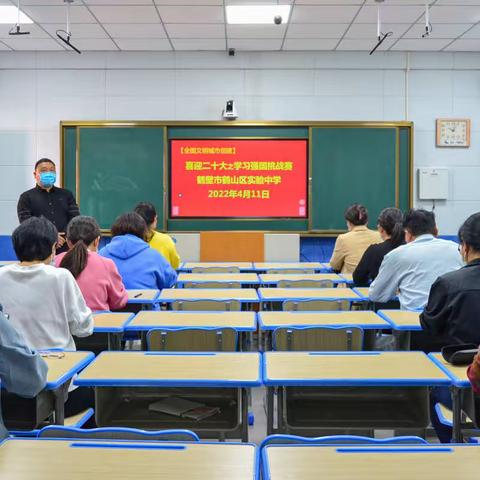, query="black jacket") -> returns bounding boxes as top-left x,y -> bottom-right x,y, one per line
353,239 -> 401,287
420,259 -> 480,346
